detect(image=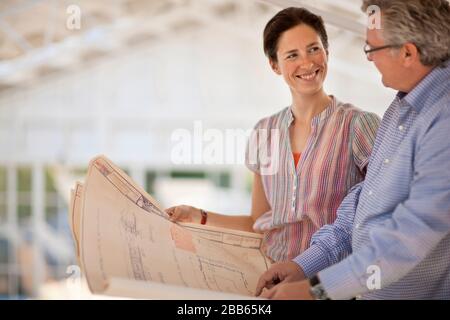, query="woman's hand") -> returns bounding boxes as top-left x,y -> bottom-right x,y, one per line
165,205 -> 202,223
